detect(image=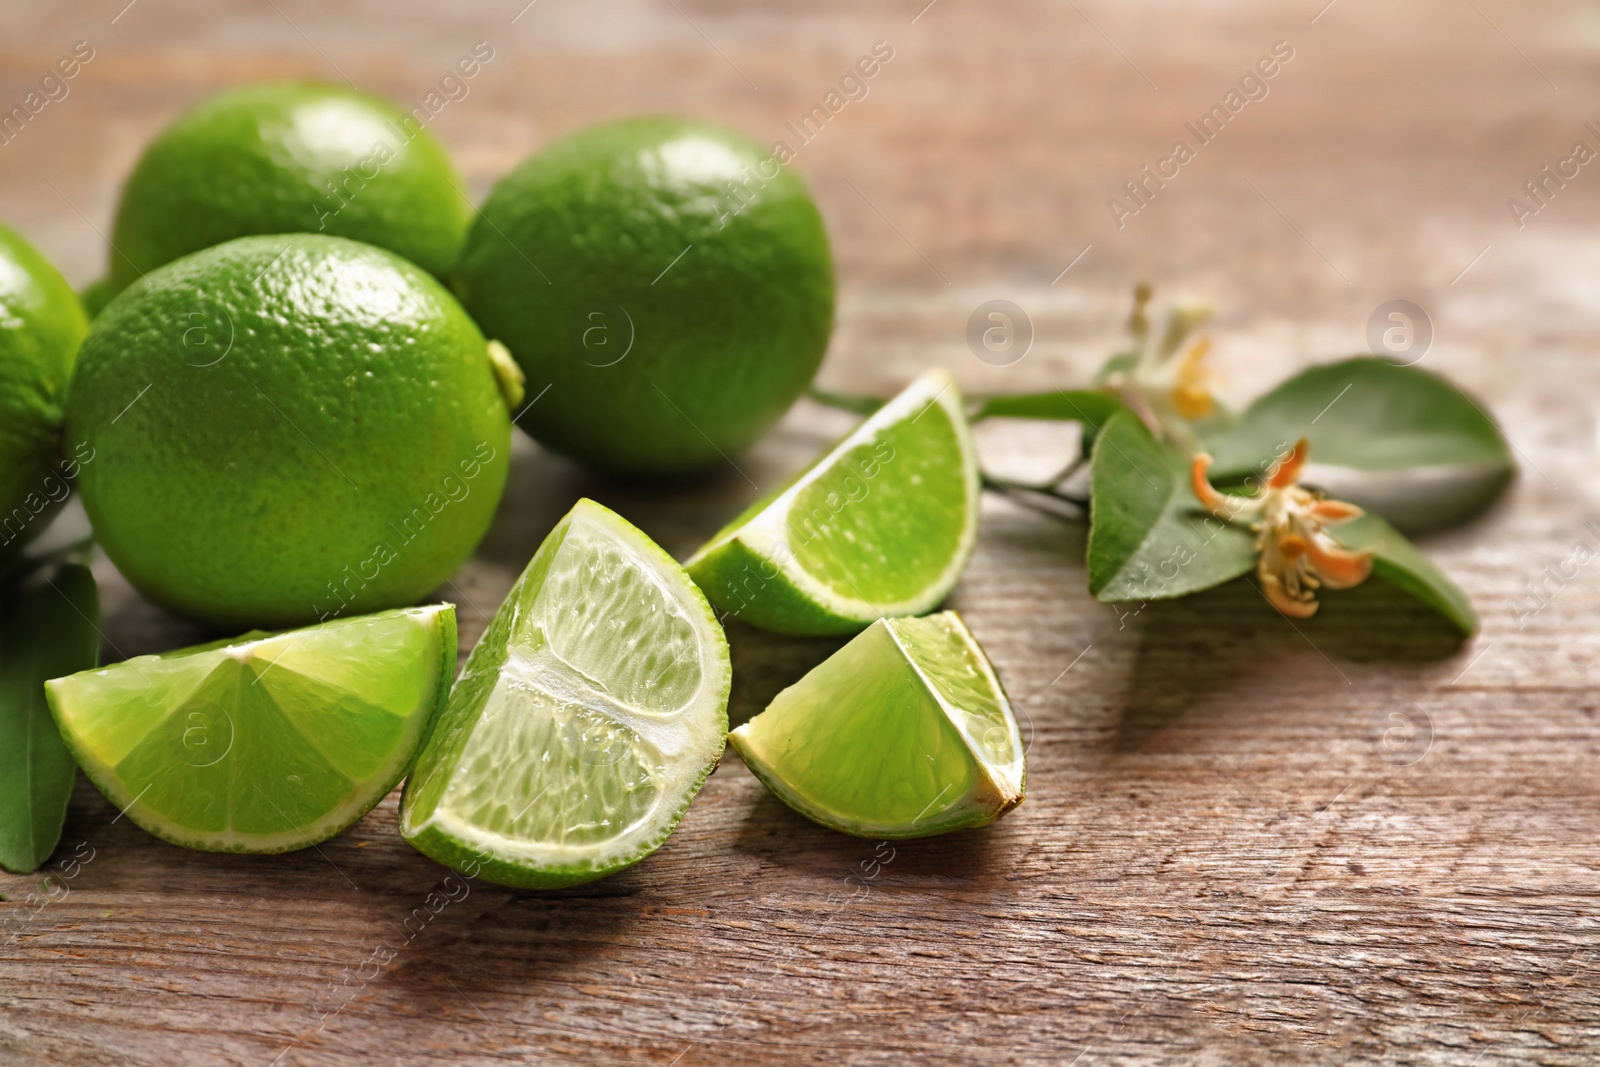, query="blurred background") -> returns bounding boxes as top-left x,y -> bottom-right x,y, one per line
3,0 -> 1596,427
